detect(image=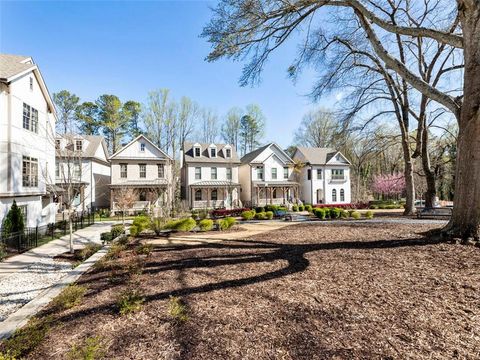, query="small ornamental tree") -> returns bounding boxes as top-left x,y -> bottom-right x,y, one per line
372,173 -> 406,200
2,200 -> 25,237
